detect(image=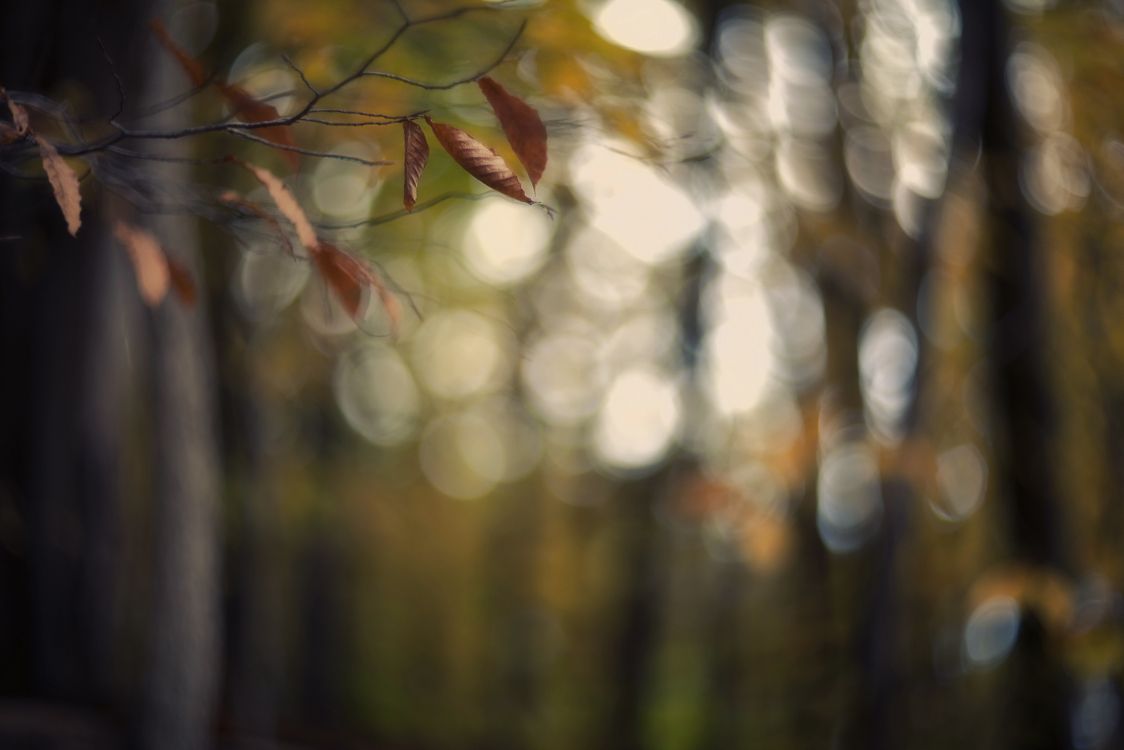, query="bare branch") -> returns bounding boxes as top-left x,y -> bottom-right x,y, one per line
317,191 -> 494,230
226,128 -> 394,166
360,19 -> 526,90
282,54 -> 319,96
